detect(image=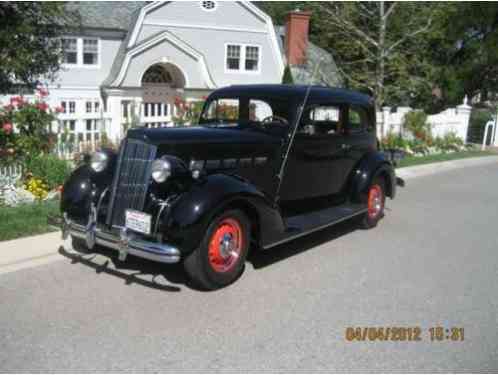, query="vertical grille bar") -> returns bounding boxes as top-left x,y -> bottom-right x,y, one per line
106,139 -> 157,227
